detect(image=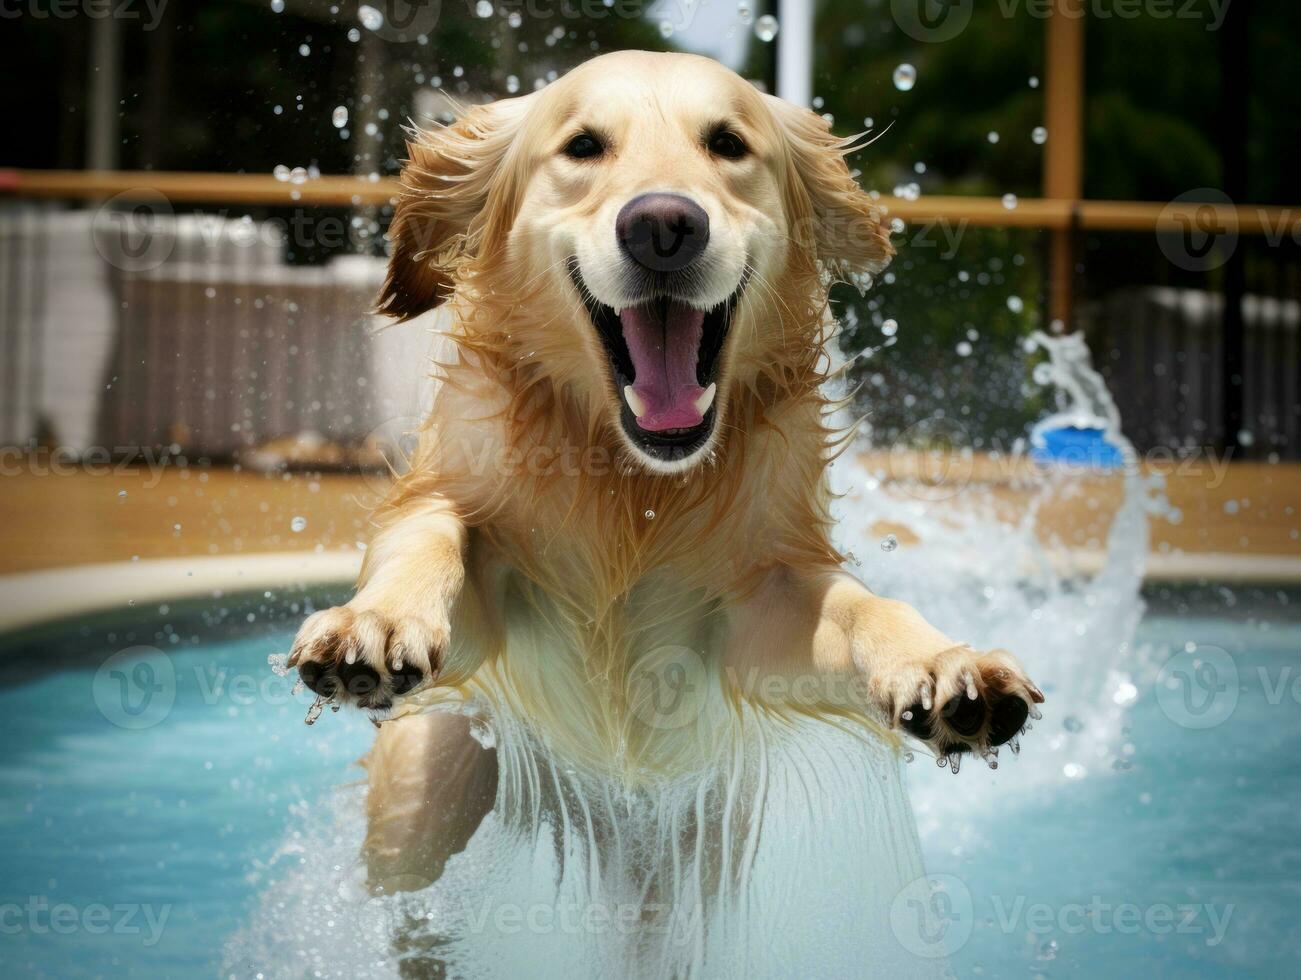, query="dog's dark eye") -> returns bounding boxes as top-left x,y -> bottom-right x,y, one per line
563,133 -> 604,160
707,130 -> 748,159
